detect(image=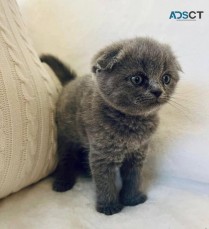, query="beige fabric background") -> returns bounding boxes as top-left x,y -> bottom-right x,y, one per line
0,0 -> 61,199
